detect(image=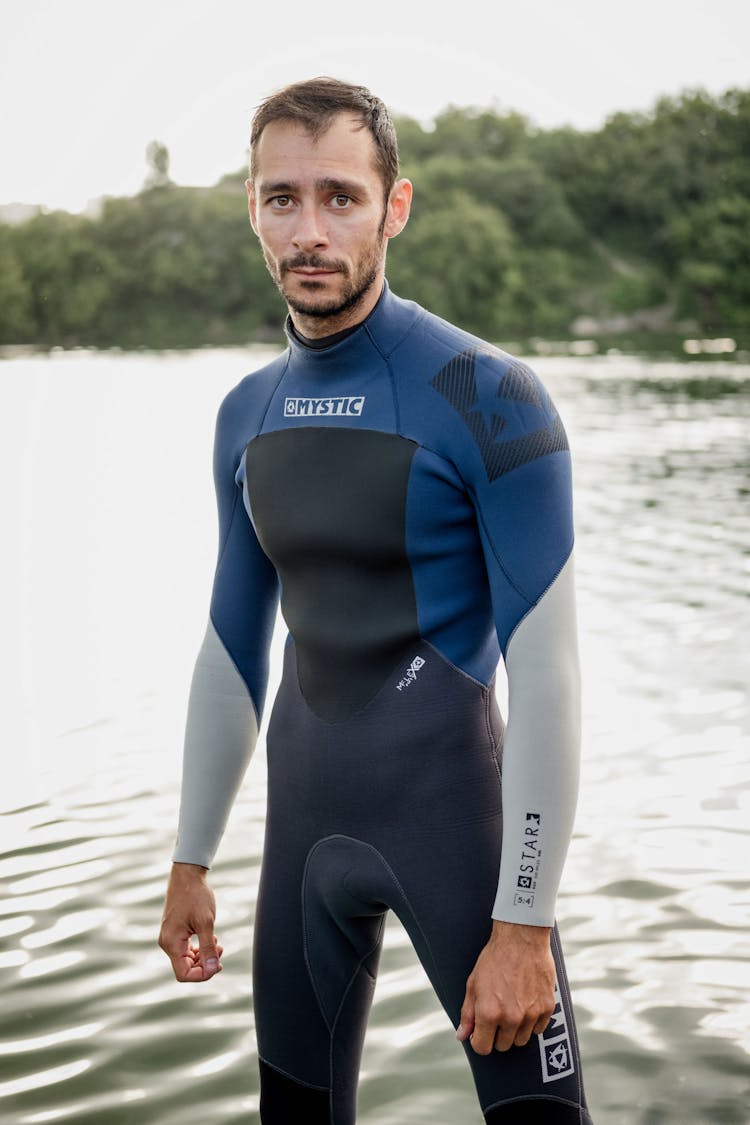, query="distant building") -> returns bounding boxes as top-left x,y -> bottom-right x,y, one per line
0,202 -> 40,225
